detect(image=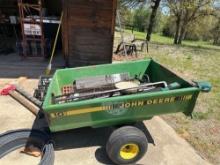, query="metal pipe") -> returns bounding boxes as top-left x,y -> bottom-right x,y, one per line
14,85 -> 42,107
9,90 -> 40,116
